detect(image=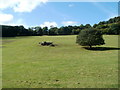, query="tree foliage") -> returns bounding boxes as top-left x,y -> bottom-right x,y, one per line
76,28 -> 105,48
1,16 -> 120,37
93,16 -> 120,35
43,27 -> 48,35
108,23 -> 120,35
49,27 -> 58,35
